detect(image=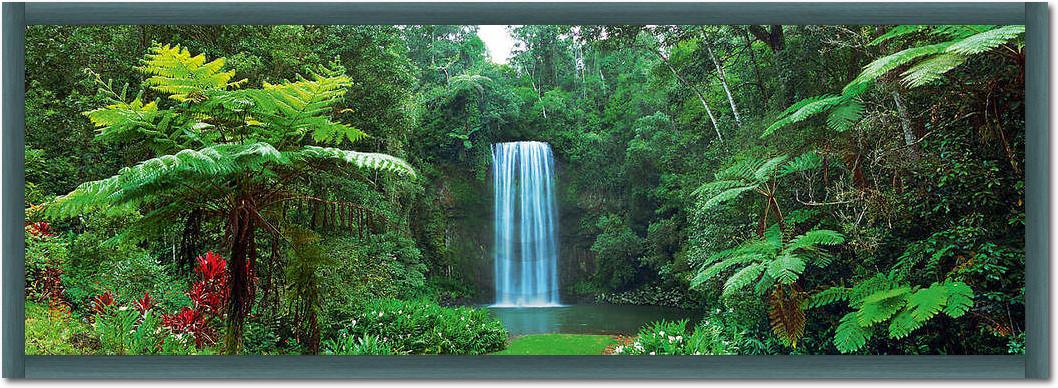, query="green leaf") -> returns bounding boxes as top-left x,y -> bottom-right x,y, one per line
907,283 -> 949,321
826,100 -> 864,132
722,263 -> 766,298
766,253 -> 806,285
942,281 -> 974,318
835,312 -> 871,353
888,310 -> 924,339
